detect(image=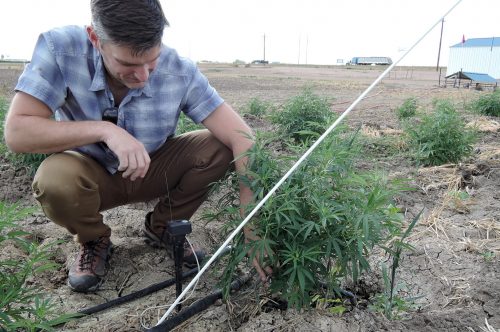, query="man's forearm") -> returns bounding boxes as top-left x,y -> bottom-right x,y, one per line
5,91 -> 112,154
5,115 -> 111,154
